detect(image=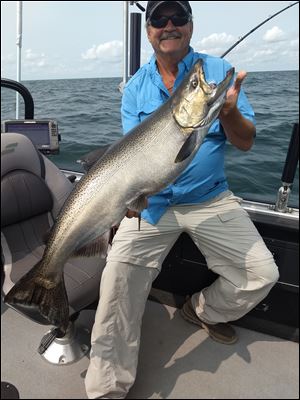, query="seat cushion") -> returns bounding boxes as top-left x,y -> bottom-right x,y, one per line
1,132 -> 44,179
1,132 -> 105,322
1,170 -> 53,228
1,215 -> 105,313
